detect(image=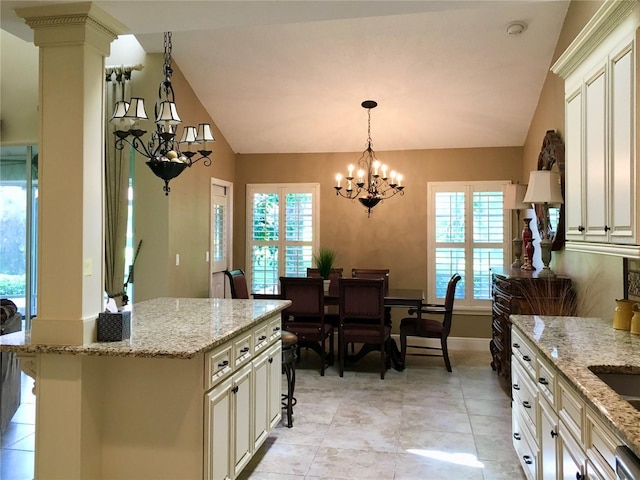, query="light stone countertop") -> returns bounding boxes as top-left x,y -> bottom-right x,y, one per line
0,297 -> 291,359
511,315 -> 640,459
